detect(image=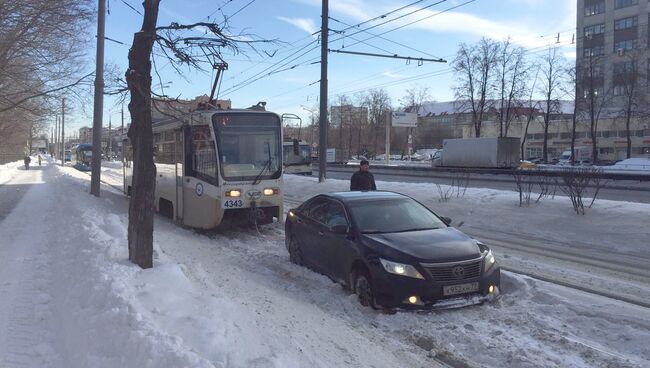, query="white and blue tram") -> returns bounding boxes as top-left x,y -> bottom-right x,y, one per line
123,107 -> 284,229
71,144 -> 93,171
282,140 -> 312,175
